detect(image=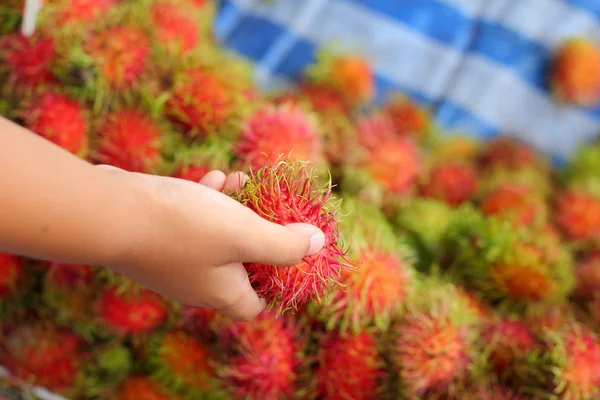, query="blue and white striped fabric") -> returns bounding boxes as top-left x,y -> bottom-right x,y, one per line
212,0 -> 600,163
